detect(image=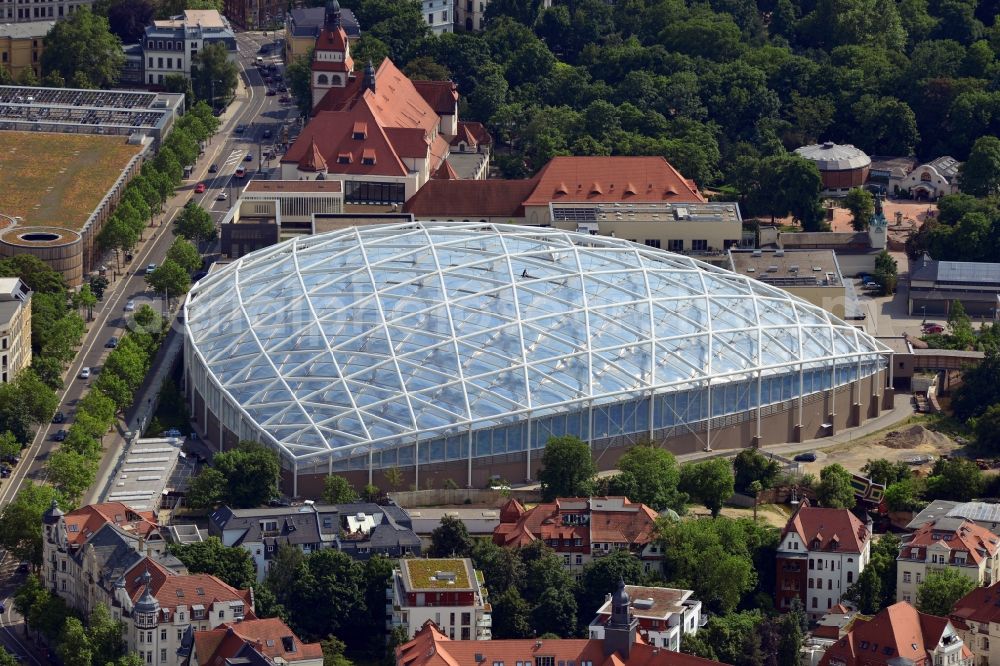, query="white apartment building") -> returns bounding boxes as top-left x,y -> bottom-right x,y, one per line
389,558 -> 491,641
422,0 -> 453,34
0,278 -> 31,382
143,10 -> 237,86
897,517 -> 1000,605
589,585 -> 701,651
